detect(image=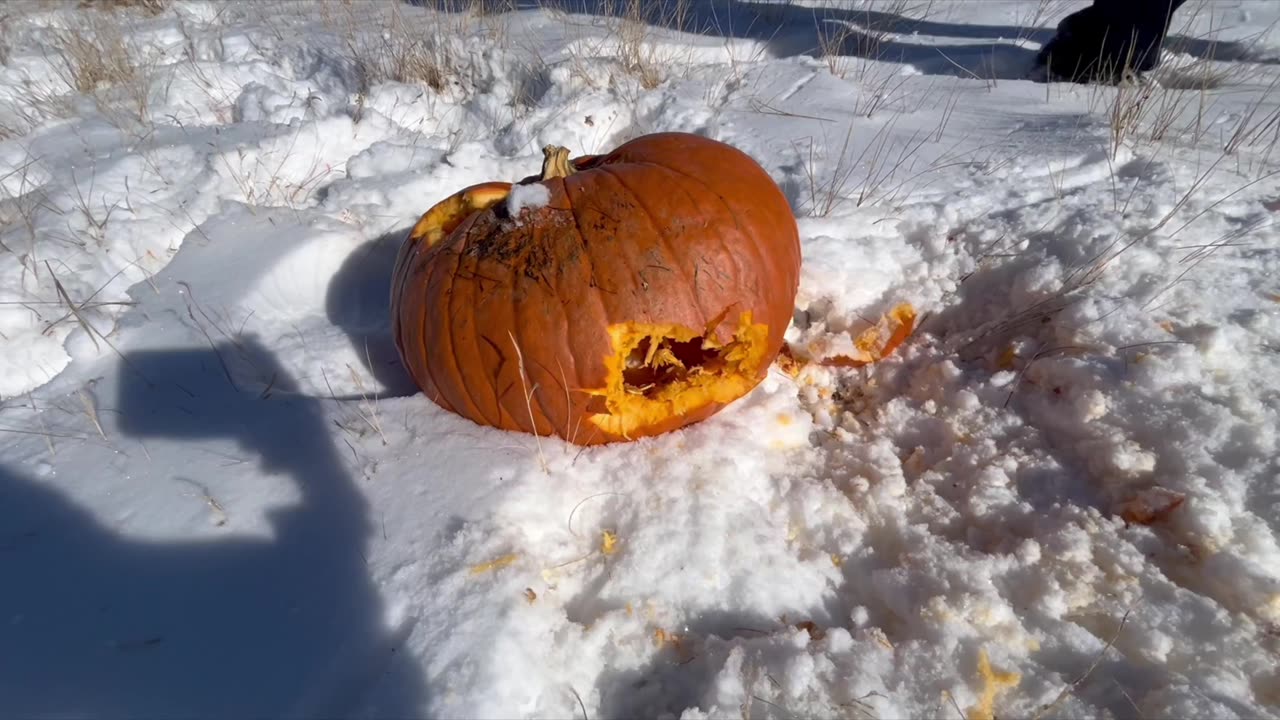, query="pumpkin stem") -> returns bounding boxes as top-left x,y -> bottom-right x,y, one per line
540,145 -> 576,179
